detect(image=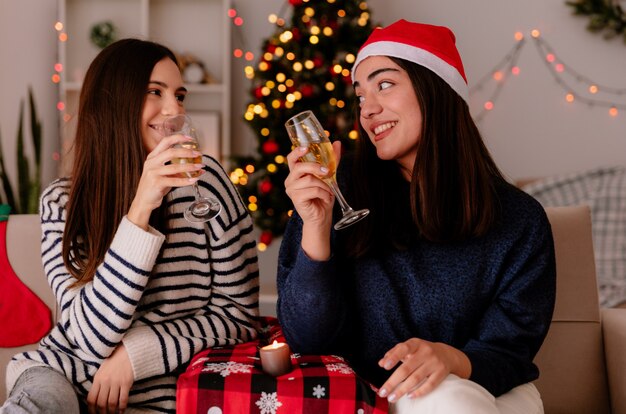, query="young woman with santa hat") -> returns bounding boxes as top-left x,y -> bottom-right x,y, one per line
277,20 -> 555,413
